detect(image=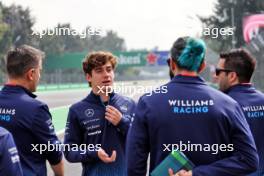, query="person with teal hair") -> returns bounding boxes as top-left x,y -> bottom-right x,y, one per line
170,37 -> 206,73
126,37 -> 258,176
